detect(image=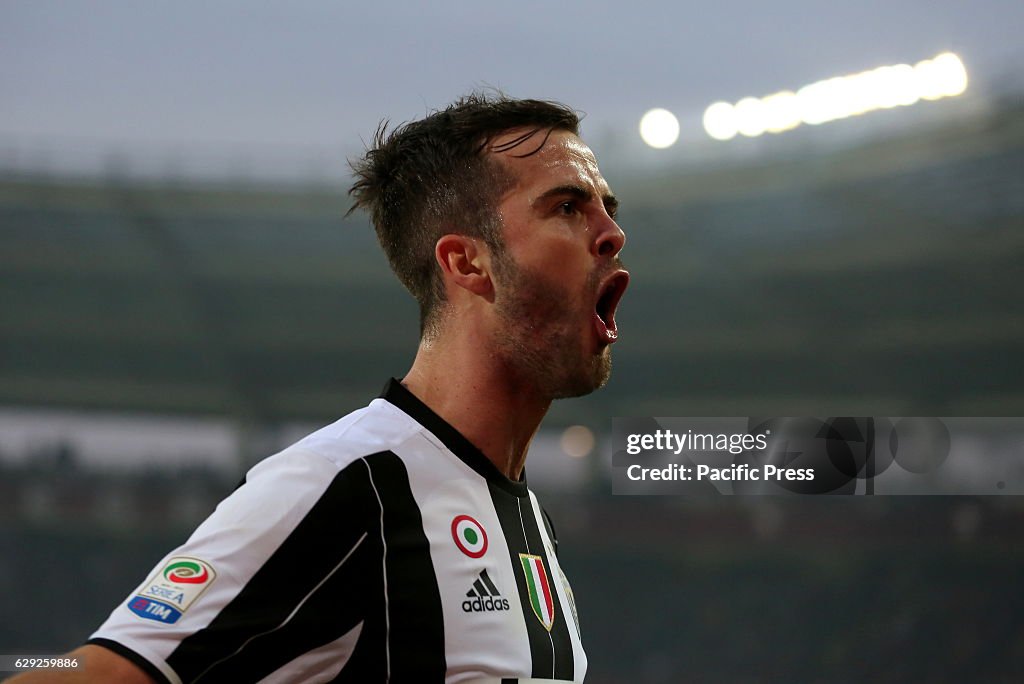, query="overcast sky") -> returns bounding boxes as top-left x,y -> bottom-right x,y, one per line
2,0 -> 1021,166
